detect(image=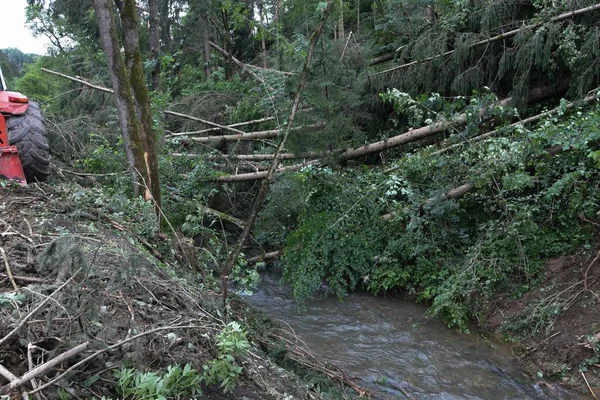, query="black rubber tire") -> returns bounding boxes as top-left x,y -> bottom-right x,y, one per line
7,101 -> 50,182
